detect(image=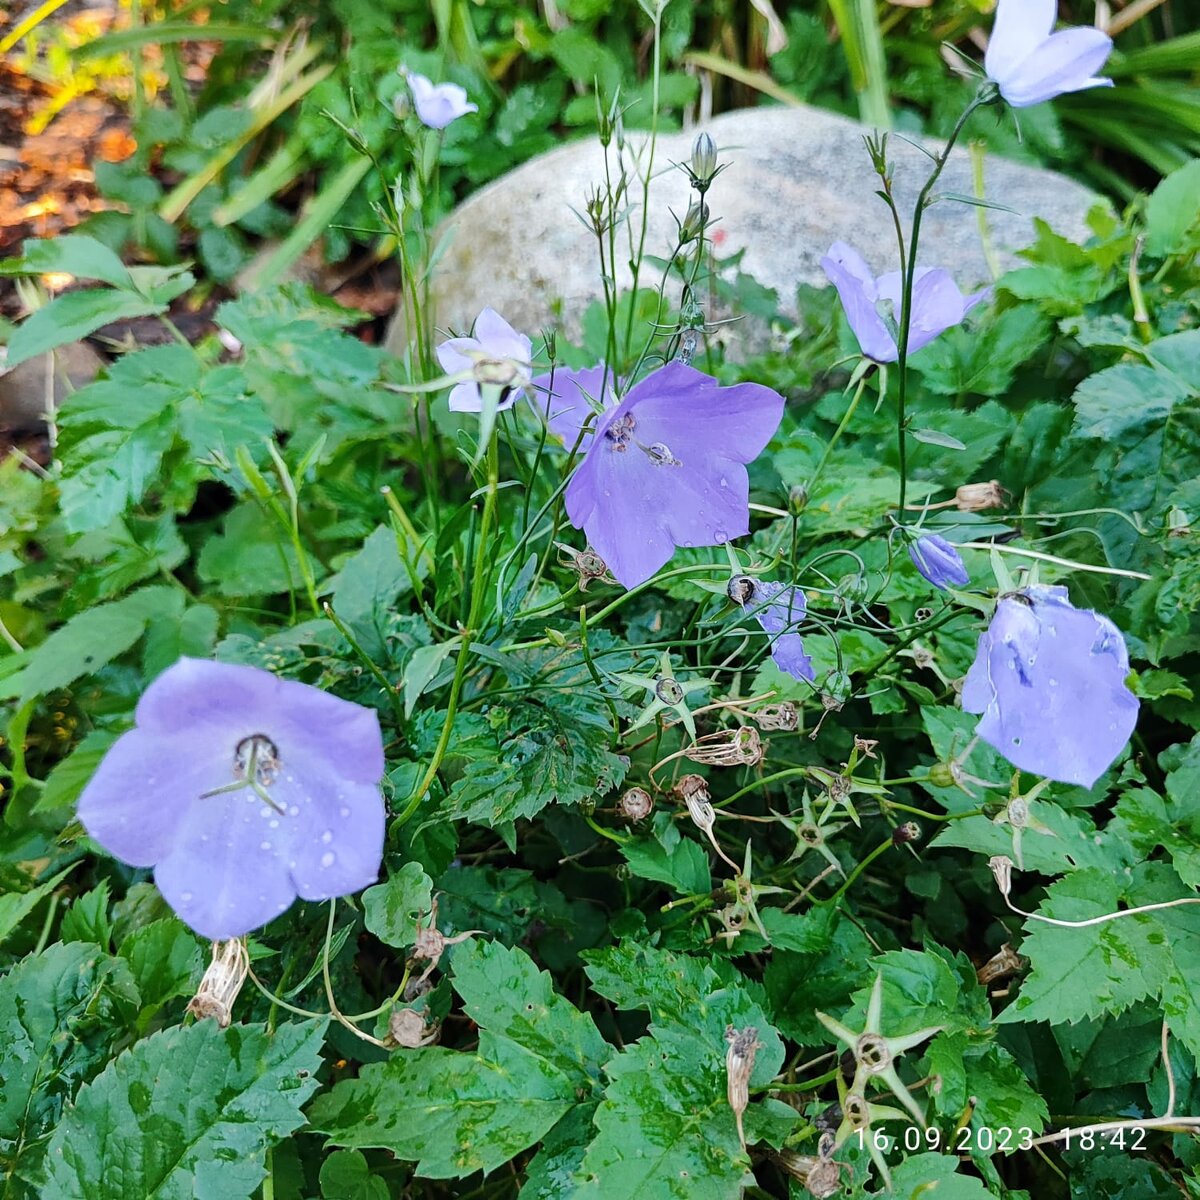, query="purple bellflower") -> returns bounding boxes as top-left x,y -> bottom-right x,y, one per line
730,576 -> 815,681
564,361 -> 785,590
405,71 -> 478,129
961,586 -> 1139,788
821,242 -> 989,364
76,657 -> 386,940
909,534 -> 969,590
985,0 -> 1113,108
529,364 -> 617,449
436,307 -> 532,413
